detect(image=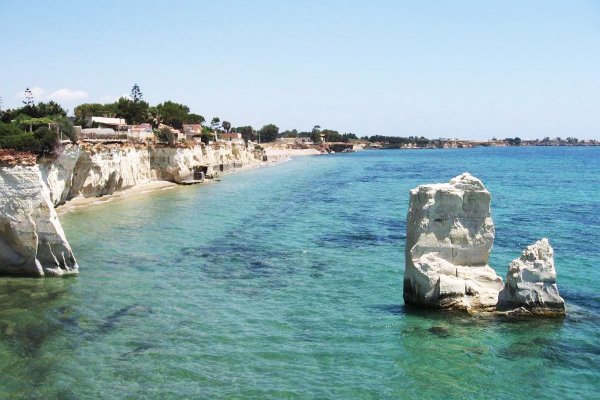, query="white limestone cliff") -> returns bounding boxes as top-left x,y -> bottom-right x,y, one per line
0,141 -> 291,276
498,238 -> 565,315
0,166 -> 78,276
38,143 -> 263,207
403,173 -> 504,311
